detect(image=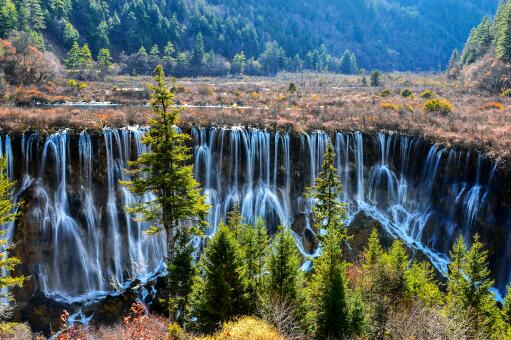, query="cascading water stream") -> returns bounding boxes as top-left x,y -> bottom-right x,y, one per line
1,126 -> 508,303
